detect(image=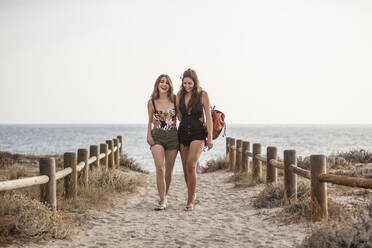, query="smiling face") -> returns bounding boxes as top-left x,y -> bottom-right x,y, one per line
182,77 -> 195,93
158,76 -> 170,94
